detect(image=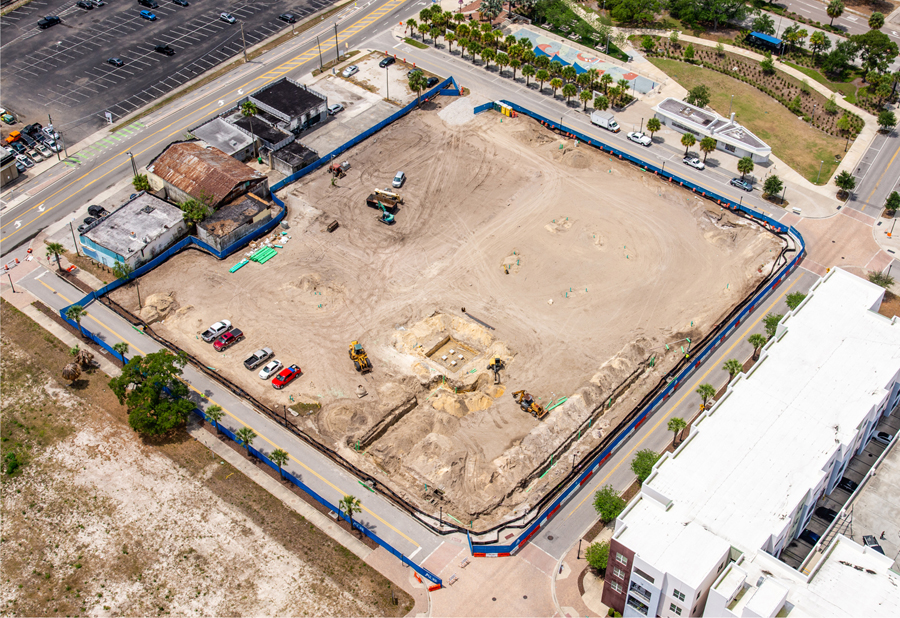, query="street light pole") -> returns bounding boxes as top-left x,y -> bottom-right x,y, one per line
7,273 -> 15,294
334,22 -> 340,67
816,160 -> 824,184
317,35 -> 324,71
386,64 -> 389,101
241,22 -> 248,62
126,151 -> 138,178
